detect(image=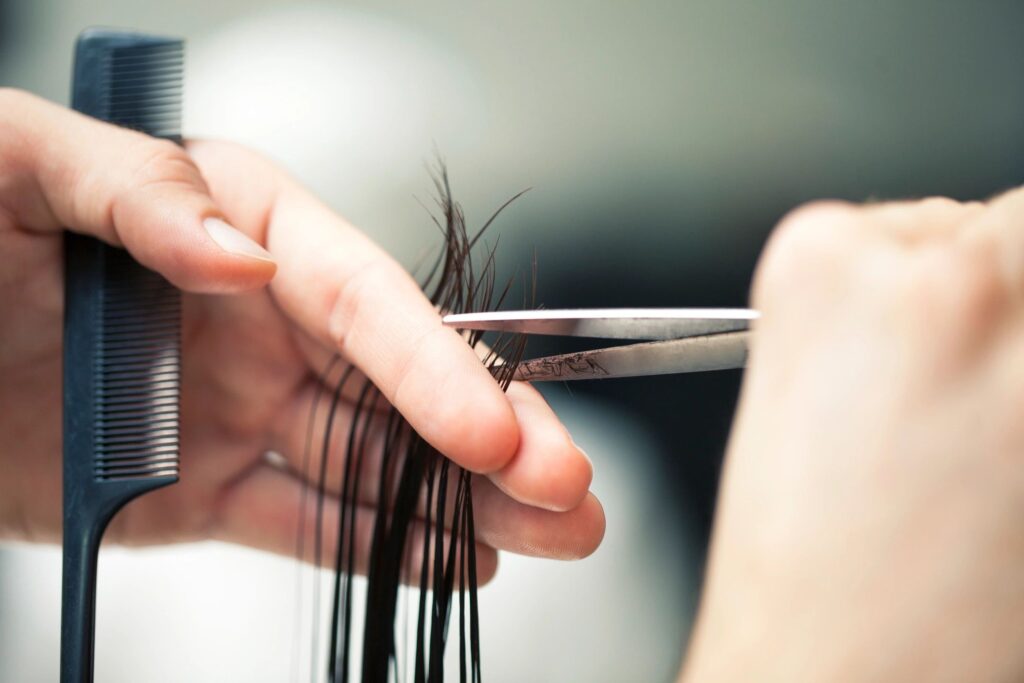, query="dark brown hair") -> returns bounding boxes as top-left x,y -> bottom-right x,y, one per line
299,165 -> 530,683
